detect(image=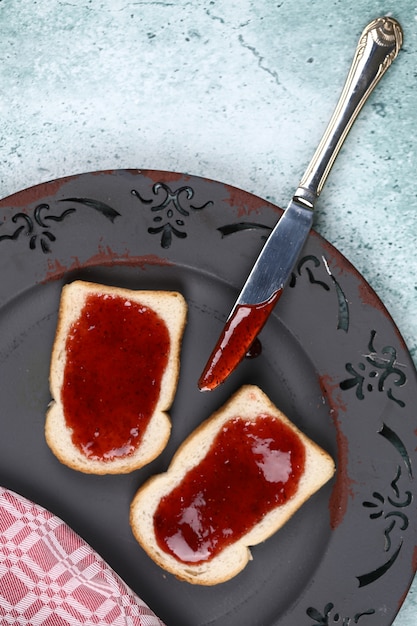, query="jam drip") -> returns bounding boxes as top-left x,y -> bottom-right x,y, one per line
62,293 -> 170,461
198,290 -> 282,391
153,414 -> 305,564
